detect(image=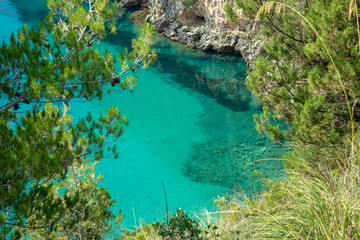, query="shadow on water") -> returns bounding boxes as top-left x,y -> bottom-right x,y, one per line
8,0 -> 48,25
153,50 -> 253,112
103,7 -> 139,50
